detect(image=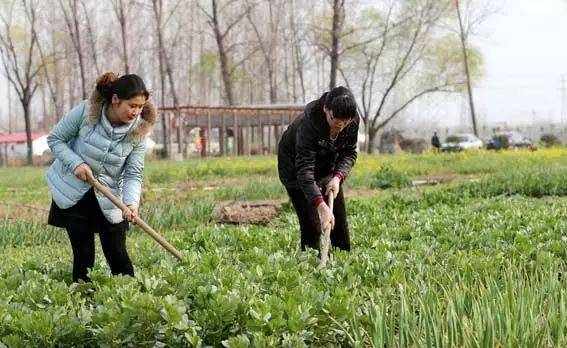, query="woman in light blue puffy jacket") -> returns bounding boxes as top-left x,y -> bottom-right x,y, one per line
46,72 -> 156,282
